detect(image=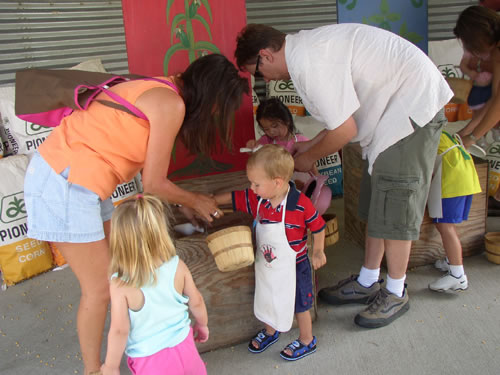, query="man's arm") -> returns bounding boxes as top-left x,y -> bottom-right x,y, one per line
293,116 -> 358,172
